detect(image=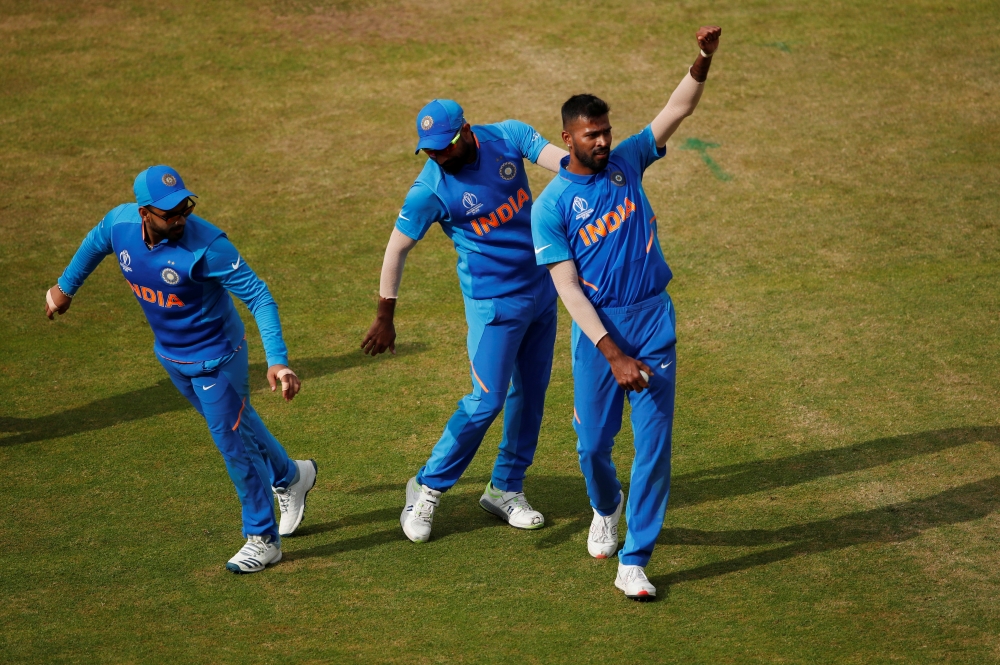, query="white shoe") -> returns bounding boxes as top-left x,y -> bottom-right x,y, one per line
479,482 -> 544,529
274,459 -> 317,537
588,490 -> 624,559
400,477 -> 441,543
615,564 -> 656,601
225,535 -> 282,574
